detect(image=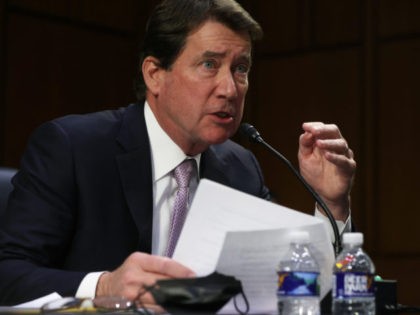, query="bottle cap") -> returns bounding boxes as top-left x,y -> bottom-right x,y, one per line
342,232 -> 364,245
288,230 -> 310,244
